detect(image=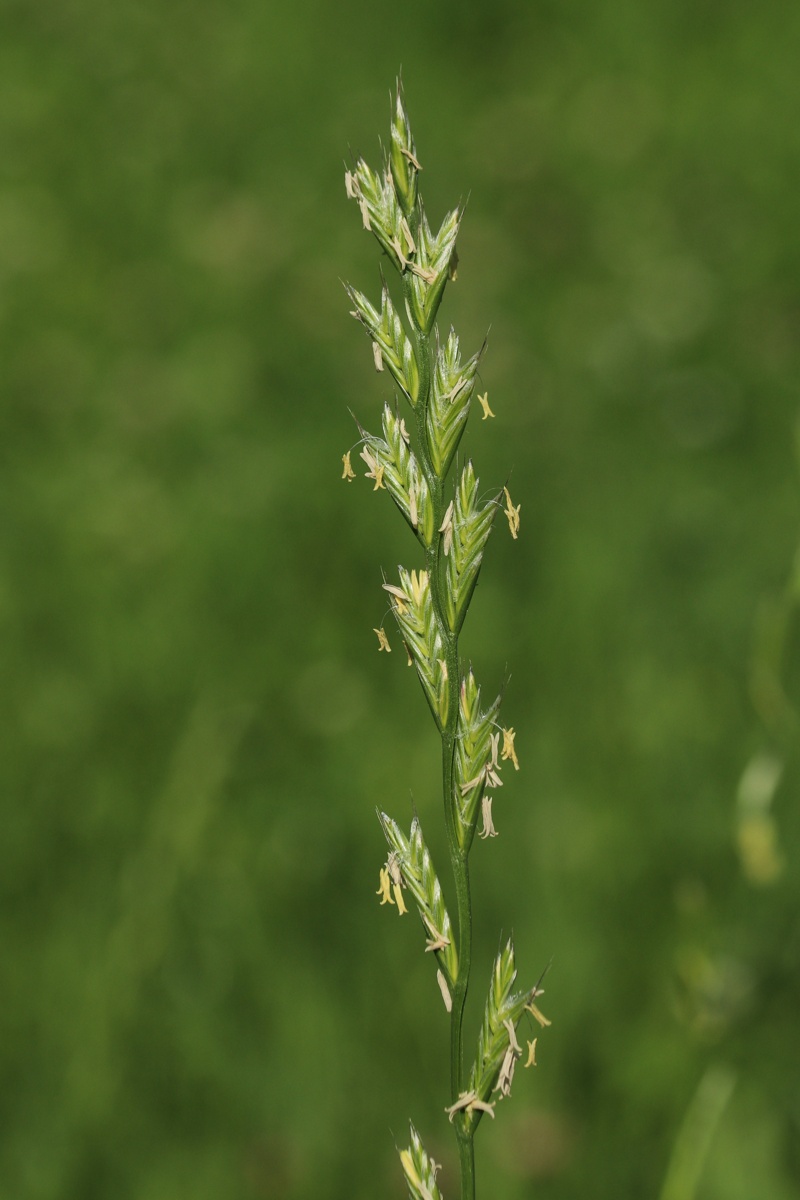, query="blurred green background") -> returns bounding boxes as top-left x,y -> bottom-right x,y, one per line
2,0 -> 799,1197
